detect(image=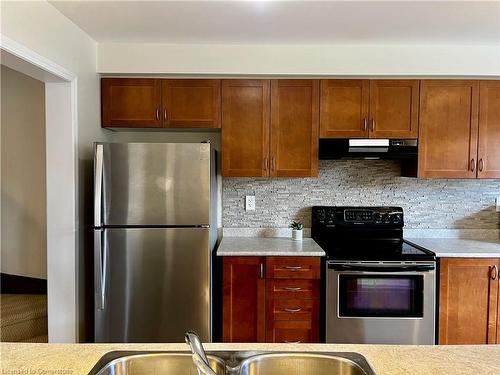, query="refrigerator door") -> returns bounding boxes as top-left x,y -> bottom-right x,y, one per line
99,143 -> 211,226
95,227 -> 211,343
